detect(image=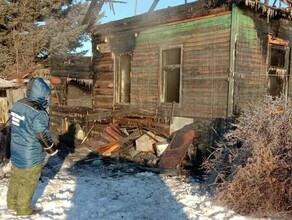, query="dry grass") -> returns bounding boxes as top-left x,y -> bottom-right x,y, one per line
203,96 -> 292,219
